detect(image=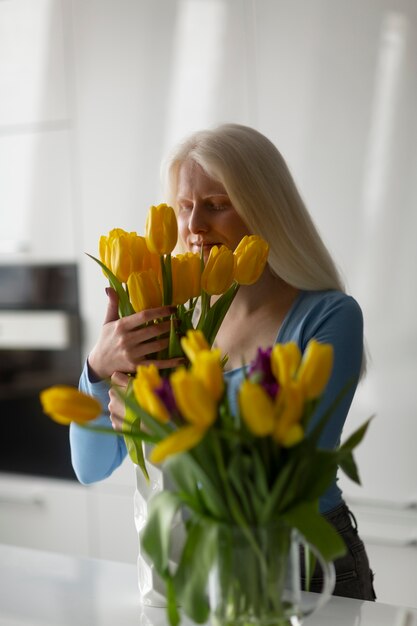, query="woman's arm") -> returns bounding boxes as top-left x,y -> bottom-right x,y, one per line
302,294 -> 364,449
69,361 -> 127,484
70,289 -> 184,484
